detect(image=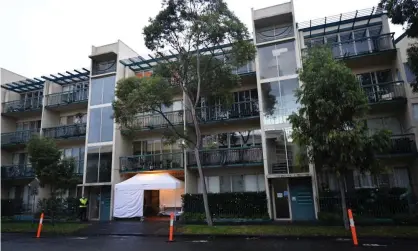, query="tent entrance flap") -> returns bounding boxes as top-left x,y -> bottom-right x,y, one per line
113,173 -> 184,218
